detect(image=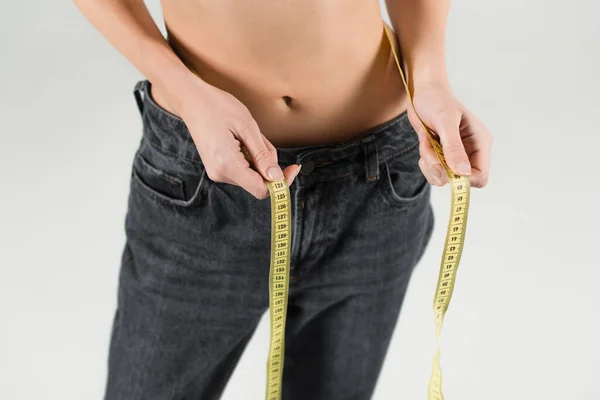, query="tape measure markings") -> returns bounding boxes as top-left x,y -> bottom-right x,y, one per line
383,22 -> 471,400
